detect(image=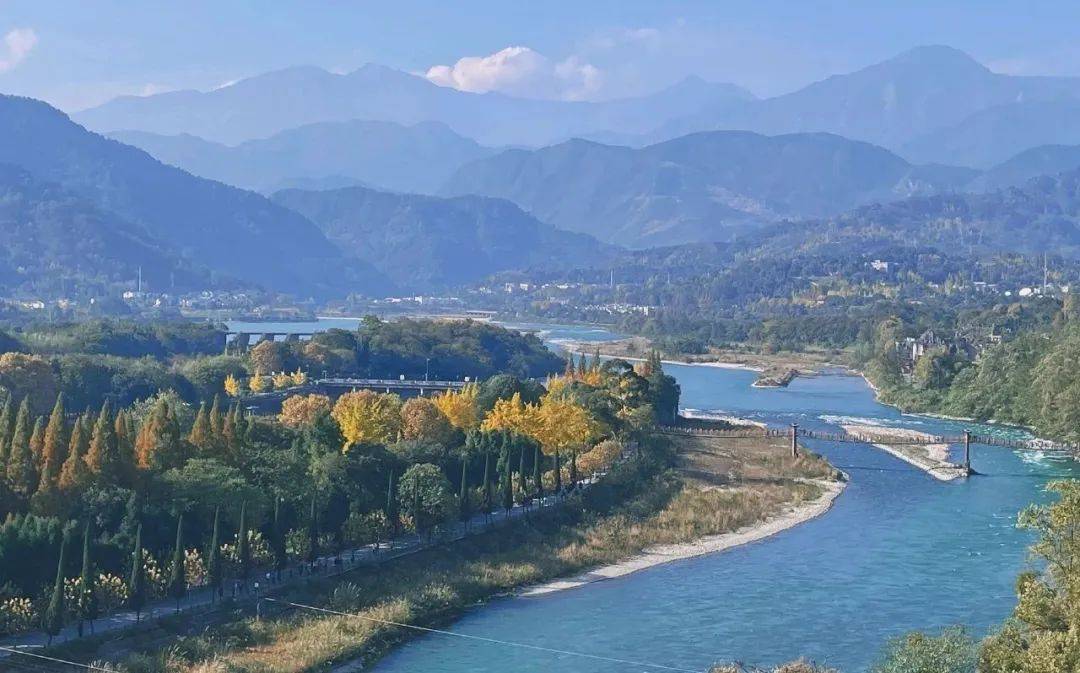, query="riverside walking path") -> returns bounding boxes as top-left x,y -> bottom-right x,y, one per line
0,488 -> 580,657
